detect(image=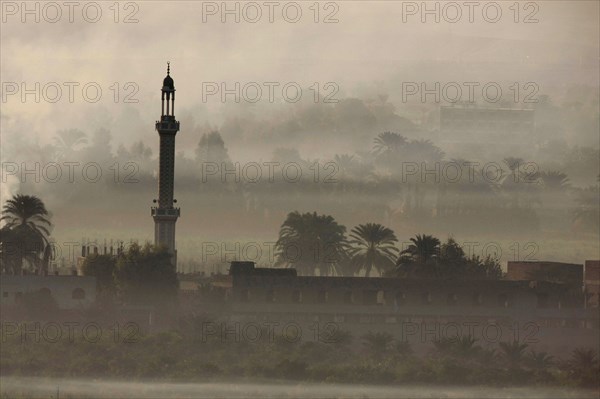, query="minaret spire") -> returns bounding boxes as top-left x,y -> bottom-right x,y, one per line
152,63 -> 180,267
